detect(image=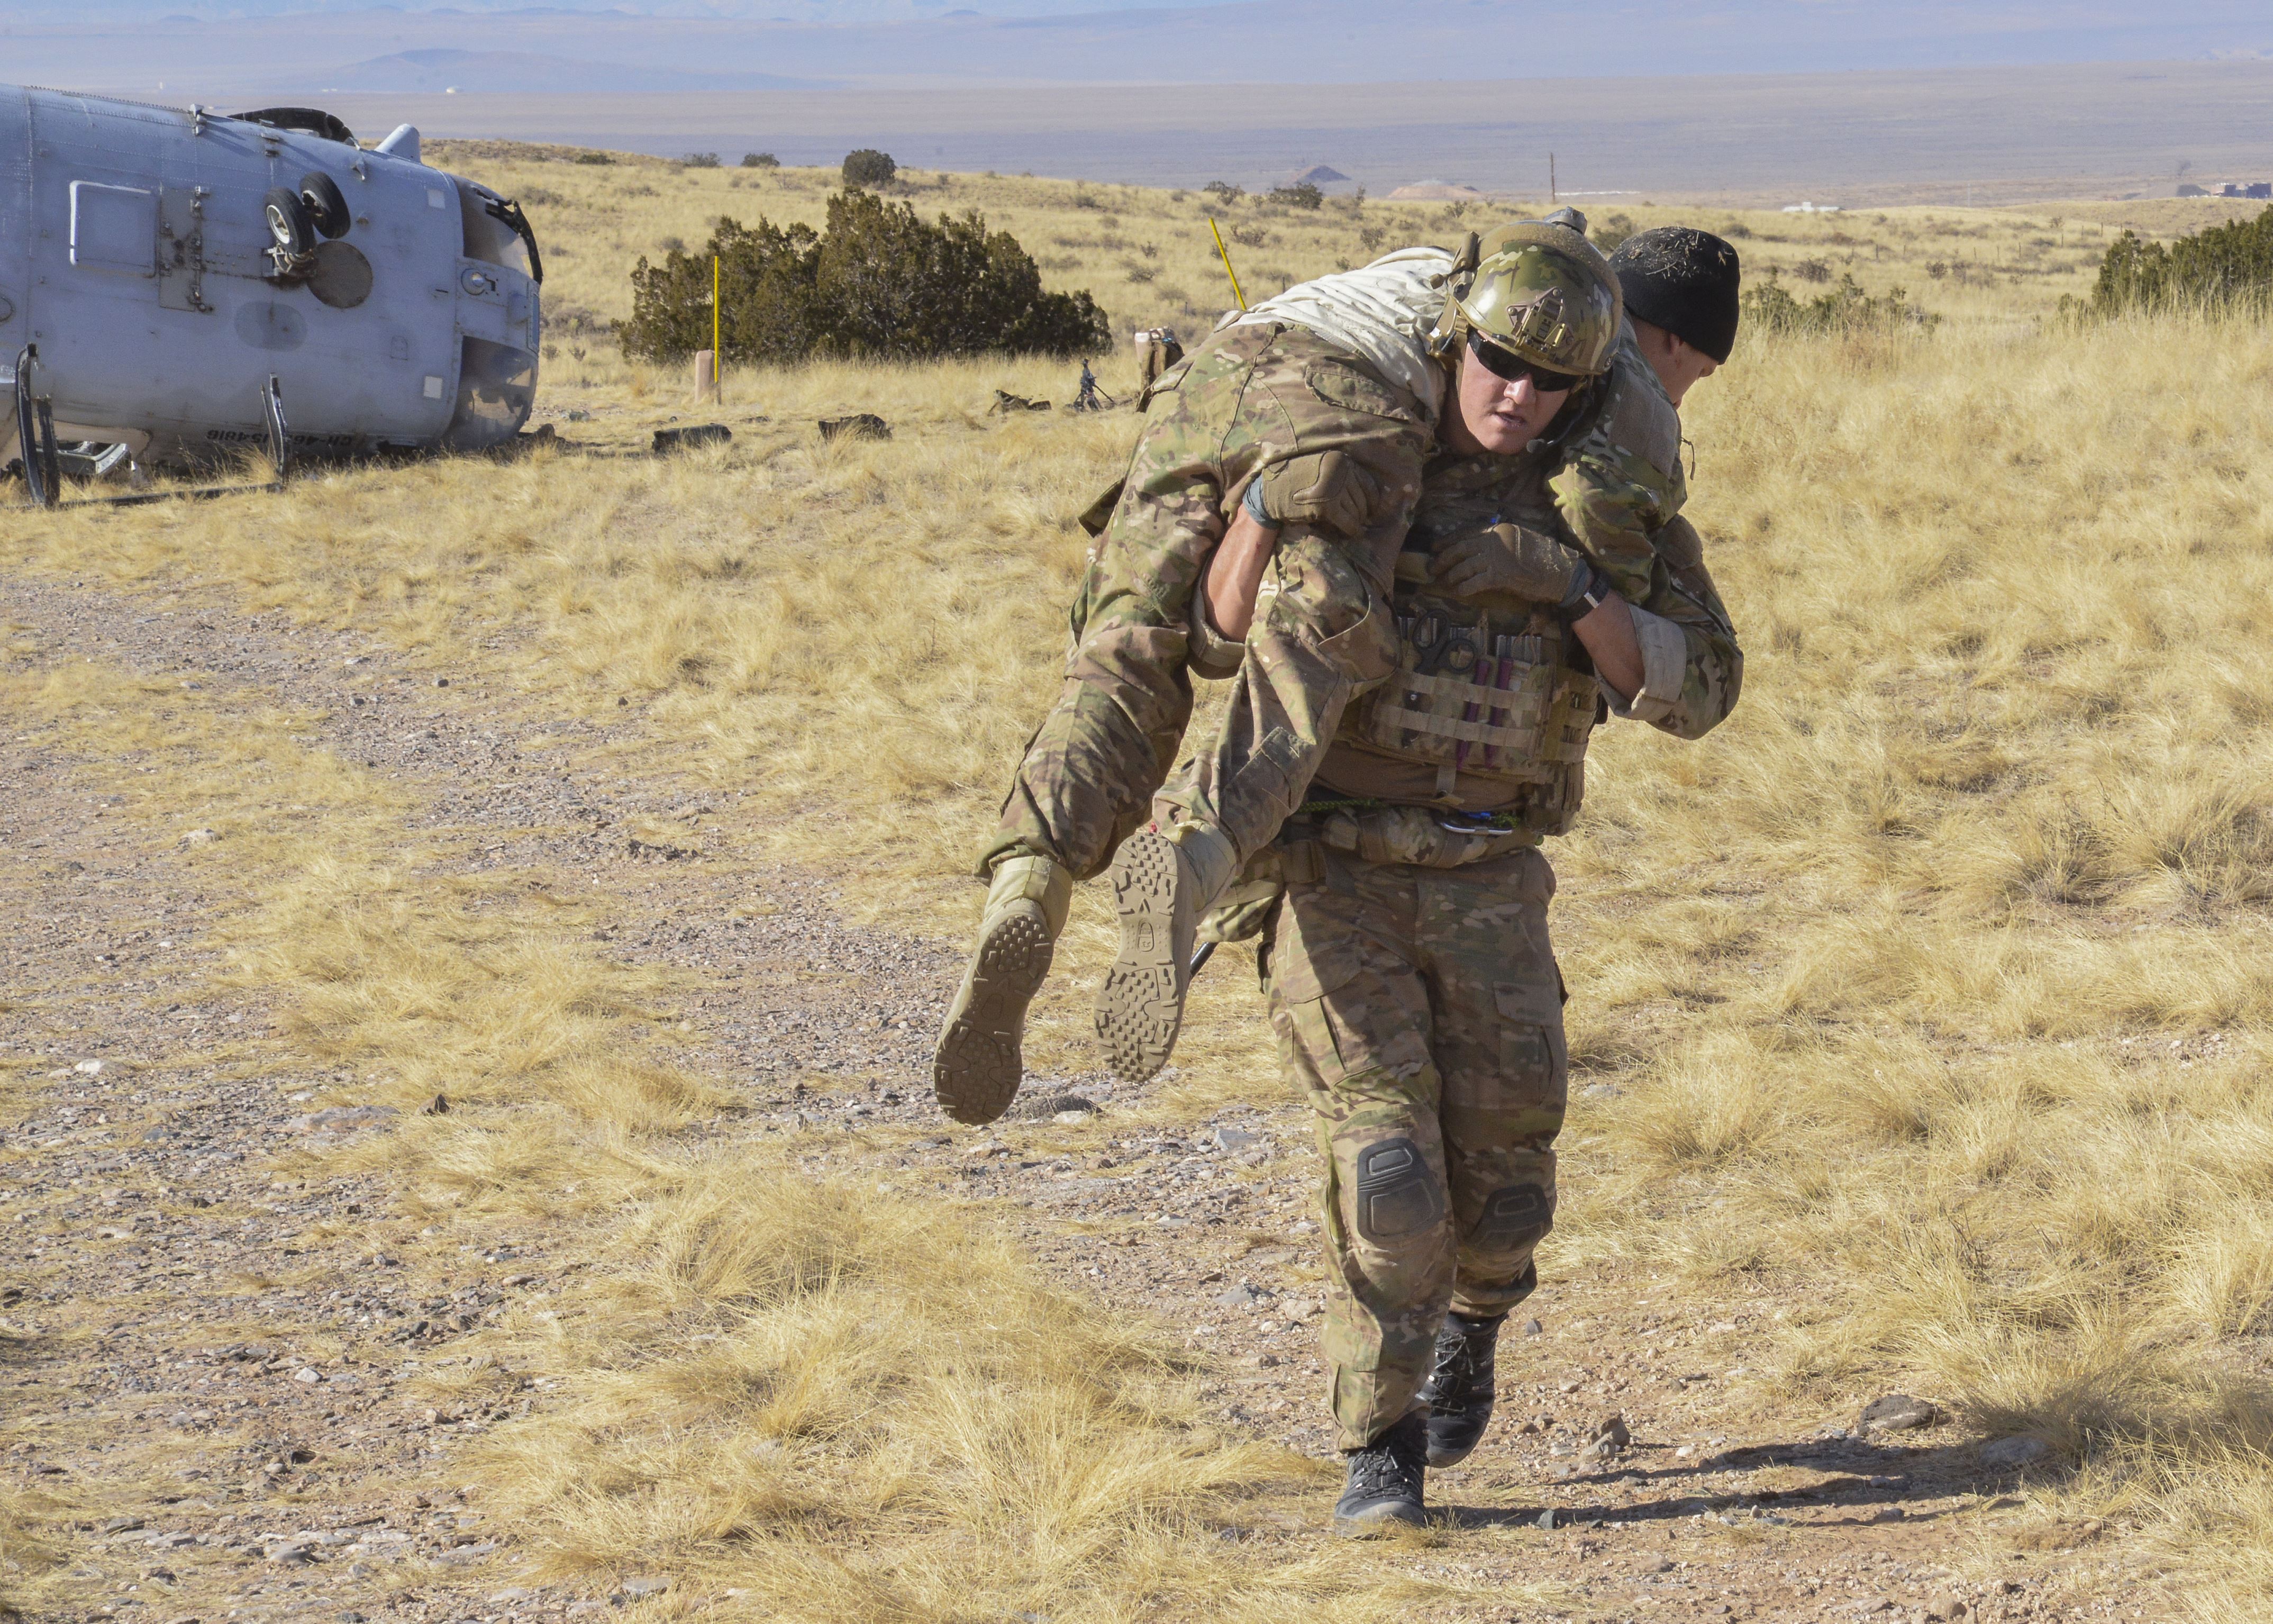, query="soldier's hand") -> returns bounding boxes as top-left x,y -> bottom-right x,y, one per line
1432,522 -> 1588,604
